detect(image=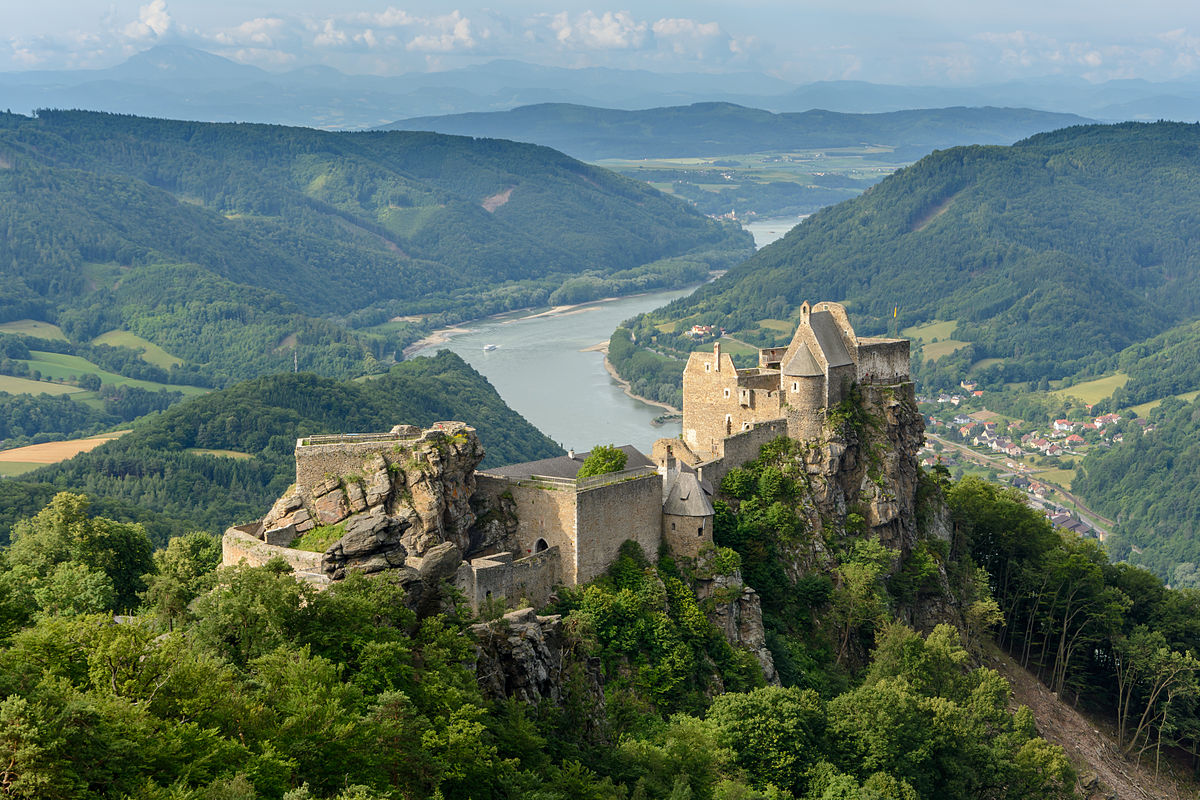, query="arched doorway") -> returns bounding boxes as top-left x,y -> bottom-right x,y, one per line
534,538 -> 549,553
